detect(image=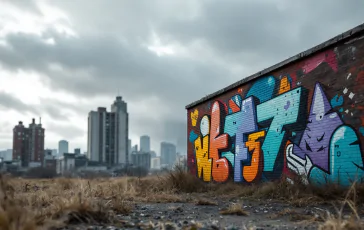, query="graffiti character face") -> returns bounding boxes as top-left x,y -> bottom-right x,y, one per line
293,83 -> 343,172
